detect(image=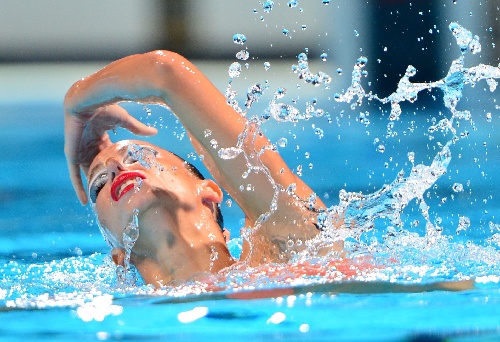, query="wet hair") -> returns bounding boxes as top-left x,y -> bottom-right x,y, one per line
170,152 -> 224,231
